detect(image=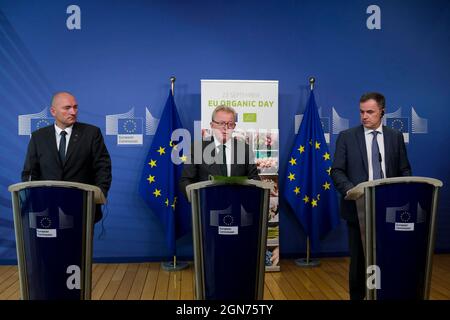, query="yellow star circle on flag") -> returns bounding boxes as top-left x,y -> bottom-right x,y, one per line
169,140 -> 178,150
147,175 -> 155,184
315,141 -> 321,150
298,145 -> 305,154
323,152 -> 330,160
170,197 -> 177,210
289,157 -> 297,166
288,173 -> 295,181
294,187 -> 301,195
303,195 -> 309,203
148,159 -> 157,168
157,147 -> 166,155
311,199 -> 318,207
180,155 -> 187,162
323,181 -> 331,190
326,167 -> 332,175
153,189 -> 161,197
